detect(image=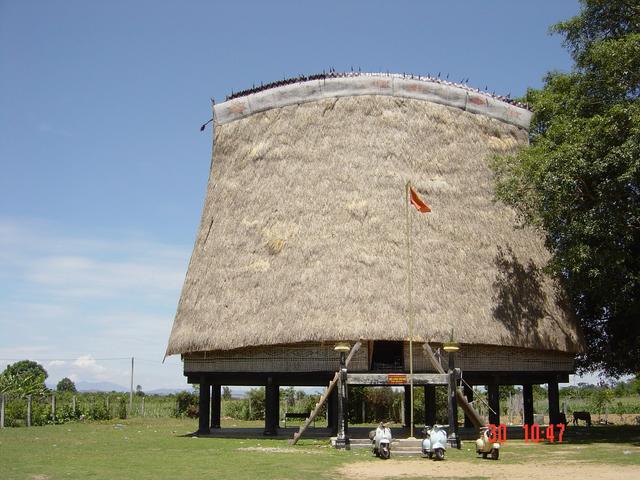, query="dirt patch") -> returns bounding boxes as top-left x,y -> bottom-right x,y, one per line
337,459 -> 640,479
237,446 -> 321,454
